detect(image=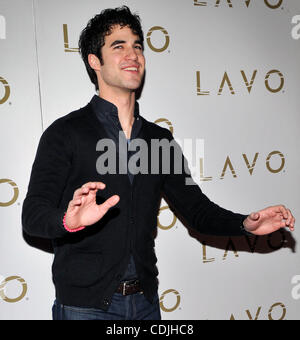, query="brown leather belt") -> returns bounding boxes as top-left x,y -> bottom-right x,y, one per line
116,280 -> 143,296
